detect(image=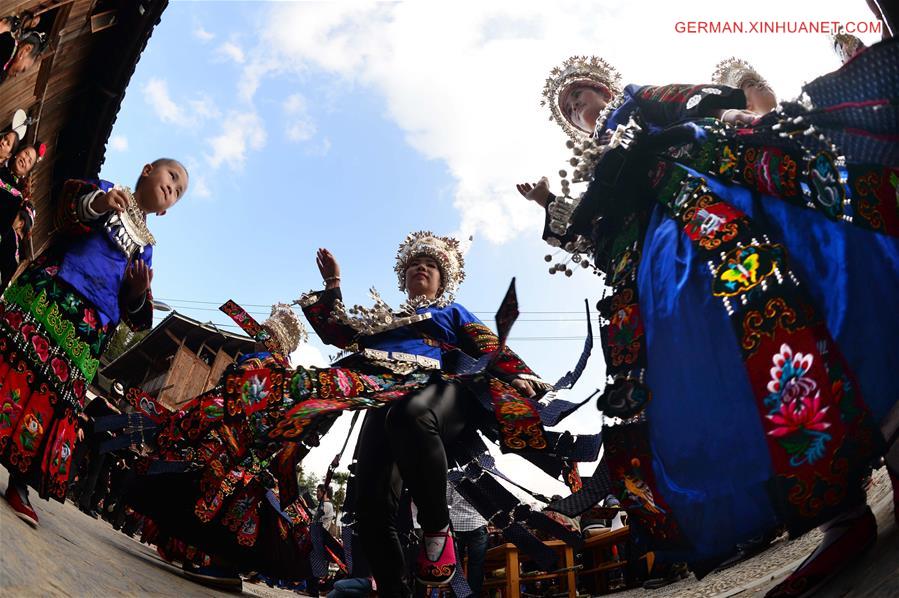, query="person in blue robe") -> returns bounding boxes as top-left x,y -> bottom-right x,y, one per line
0,158 -> 188,527
521,43 -> 899,596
